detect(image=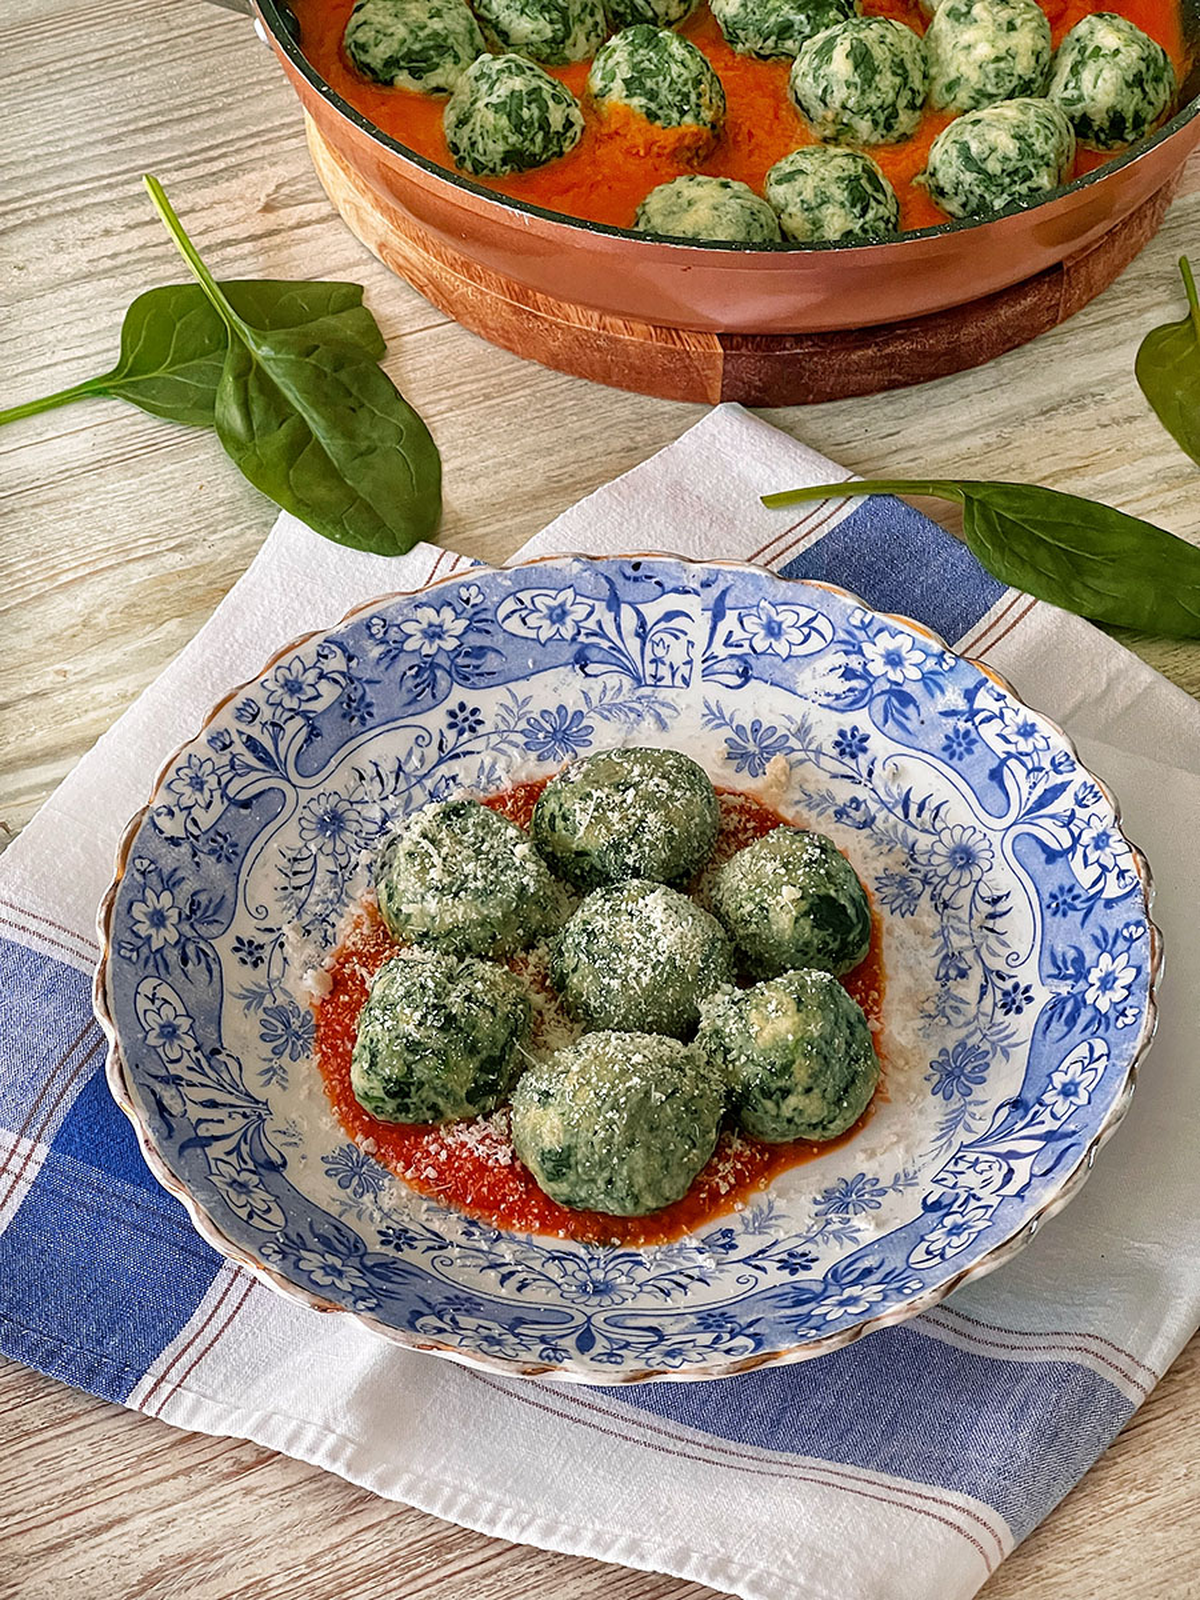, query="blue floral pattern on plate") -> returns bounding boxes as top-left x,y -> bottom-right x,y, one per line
98,557 -> 1158,1382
